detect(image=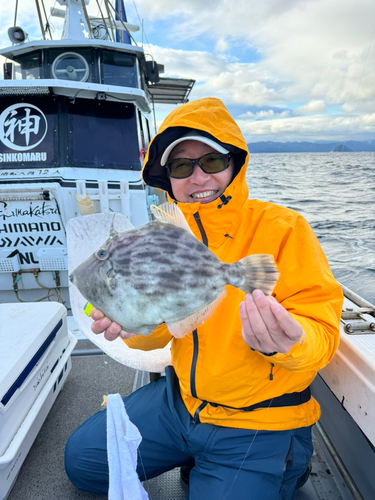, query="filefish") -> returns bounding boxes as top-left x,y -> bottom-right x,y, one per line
69,203 -> 279,338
